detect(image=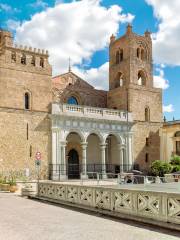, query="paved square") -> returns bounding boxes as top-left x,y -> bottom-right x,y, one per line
0,193 -> 179,240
